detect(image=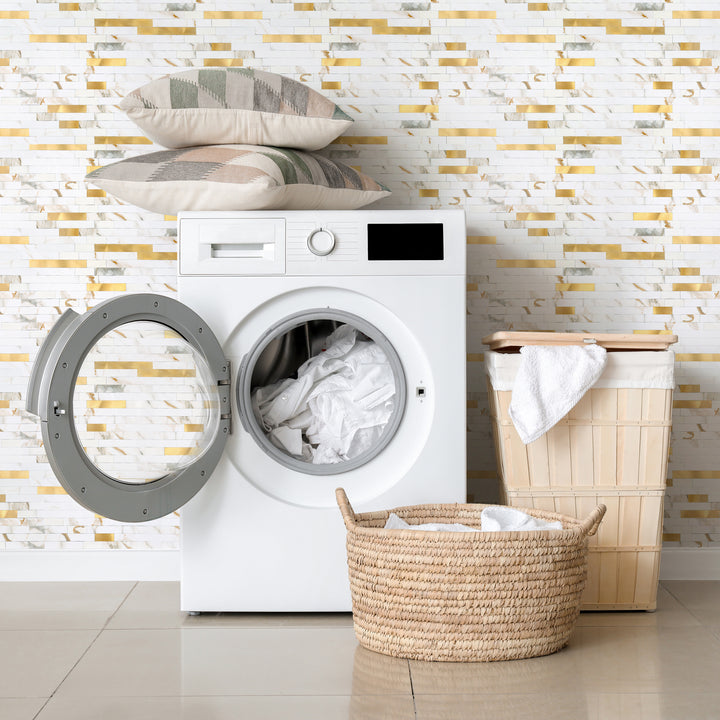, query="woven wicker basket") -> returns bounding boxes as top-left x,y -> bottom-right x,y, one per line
336,488 -> 605,662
